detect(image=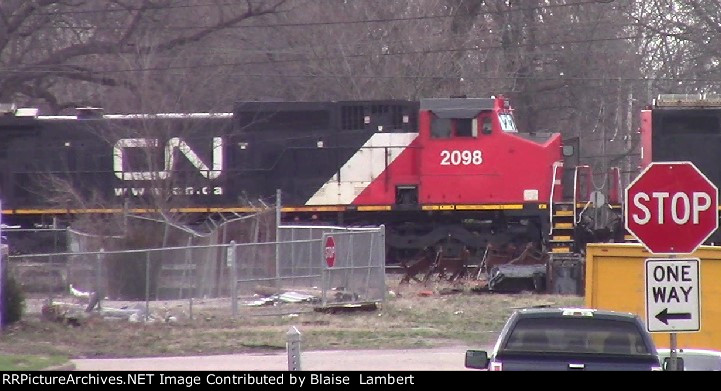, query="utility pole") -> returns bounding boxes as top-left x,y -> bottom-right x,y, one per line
626,90 -> 634,189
